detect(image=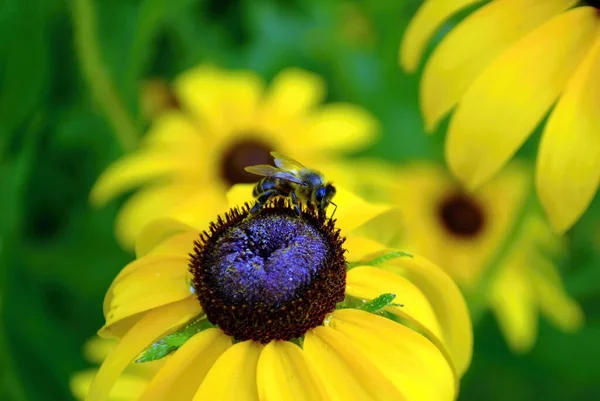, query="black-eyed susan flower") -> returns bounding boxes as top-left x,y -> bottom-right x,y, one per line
84,185 -> 472,400
359,161 -> 583,352
90,66 -> 378,250
400,1 -> 600,232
